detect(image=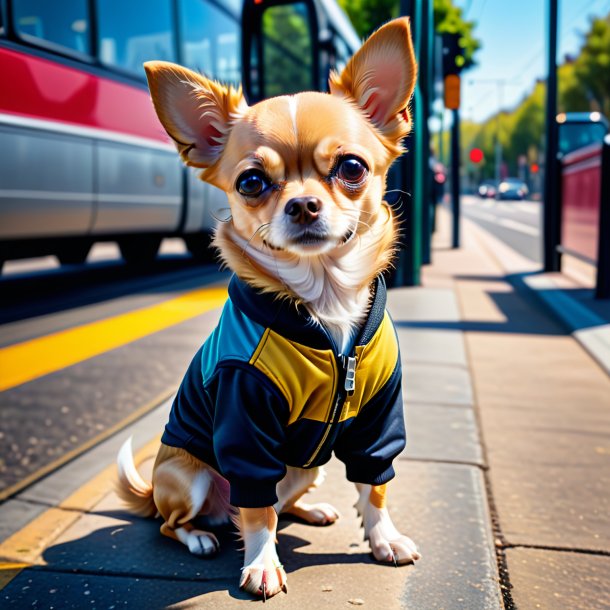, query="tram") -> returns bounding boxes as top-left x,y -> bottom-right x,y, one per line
0,0 -> 359,264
